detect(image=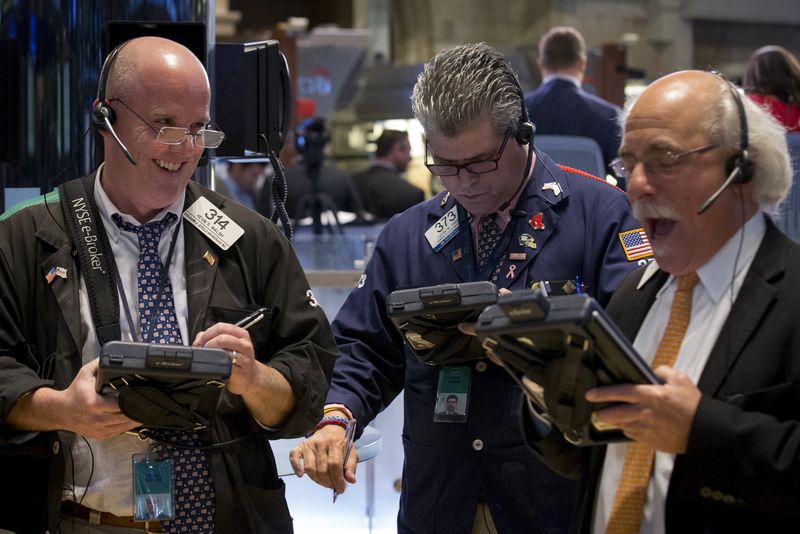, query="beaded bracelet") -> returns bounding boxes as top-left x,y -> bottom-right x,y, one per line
306,415 -> 351,438
317,416 -> 350,429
